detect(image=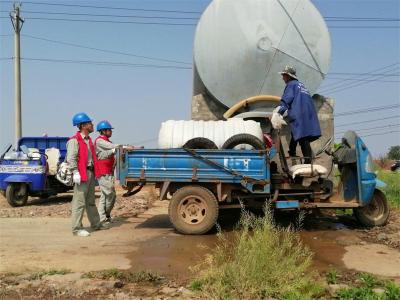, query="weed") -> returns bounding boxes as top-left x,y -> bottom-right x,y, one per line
189,279 -> 204,291
358,273 -> 379,288
326,269 -> 339,284
27,268 -> 71,280
384,281 -> 400,300
336,286 -> 377,300
191,207 -> 323,300
83,269 -> 163,284
377,170 -> 400,209
335,273 -> 400,300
